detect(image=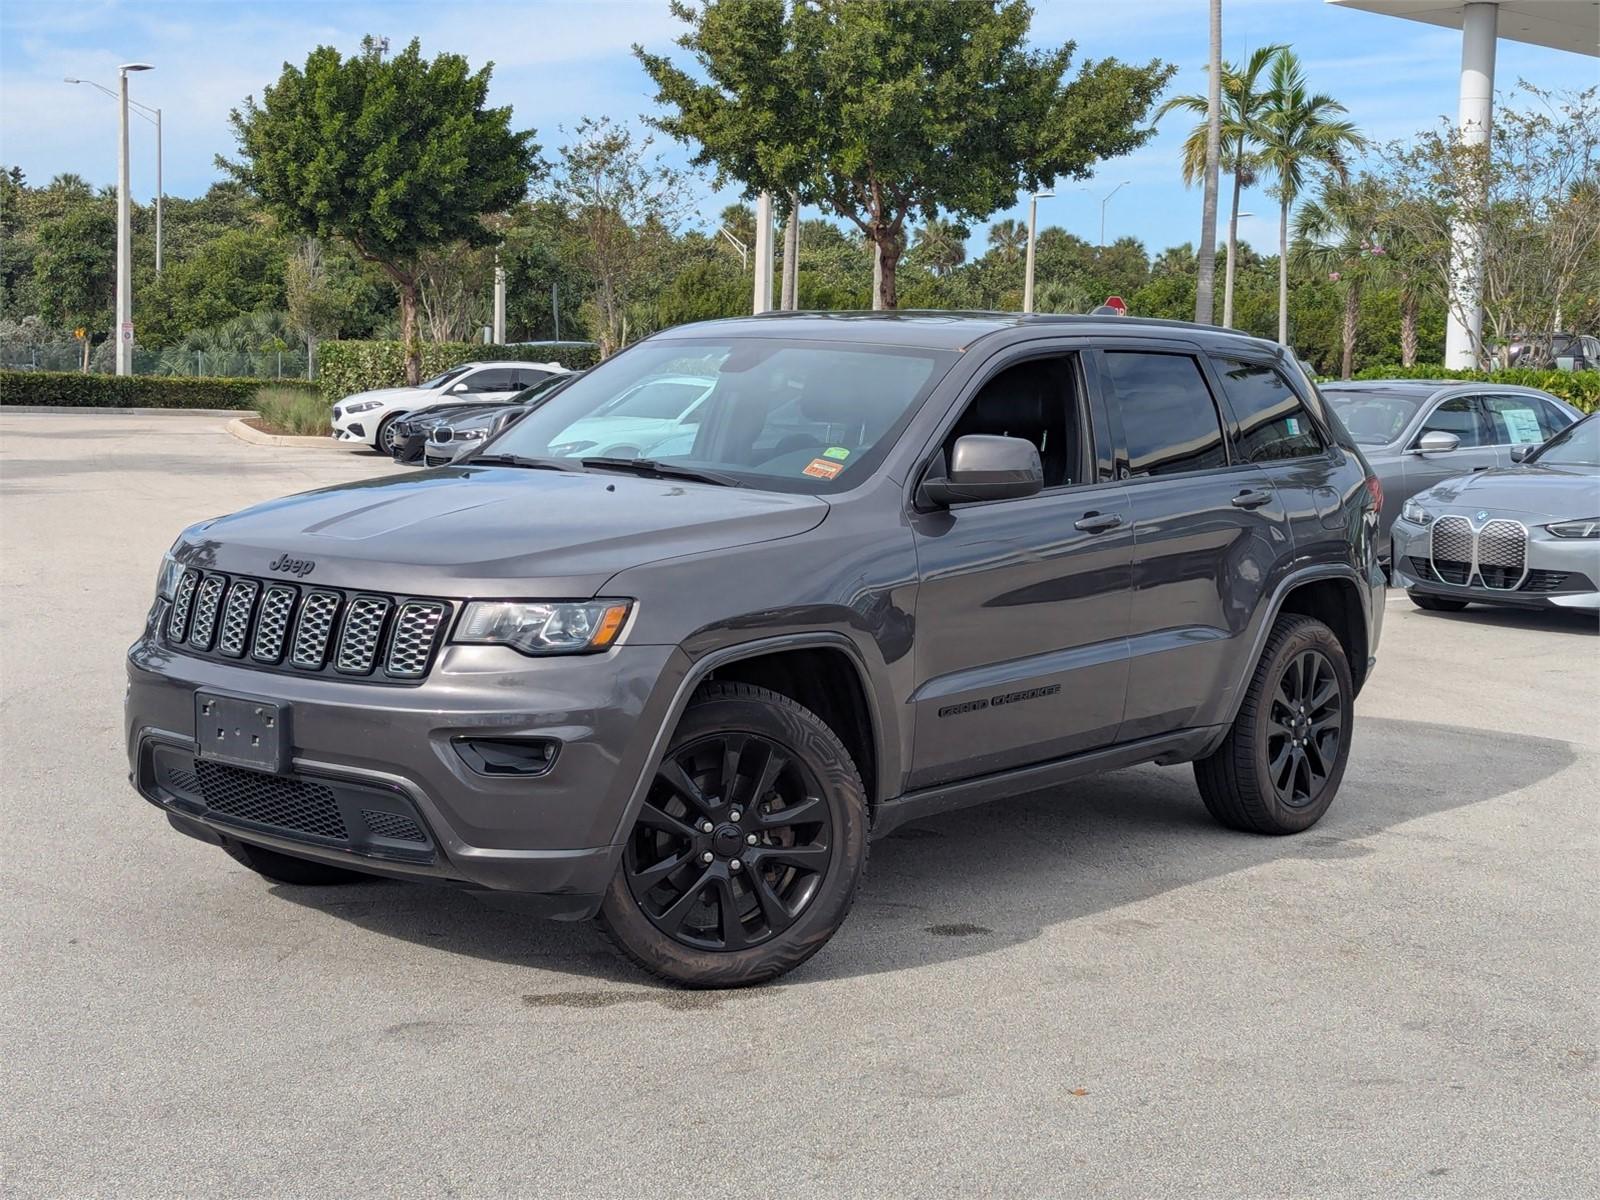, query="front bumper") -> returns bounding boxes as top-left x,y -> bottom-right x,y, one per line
331,407 -> 378,446
1391,517 -> 1600,610
126,618 -> 688,916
